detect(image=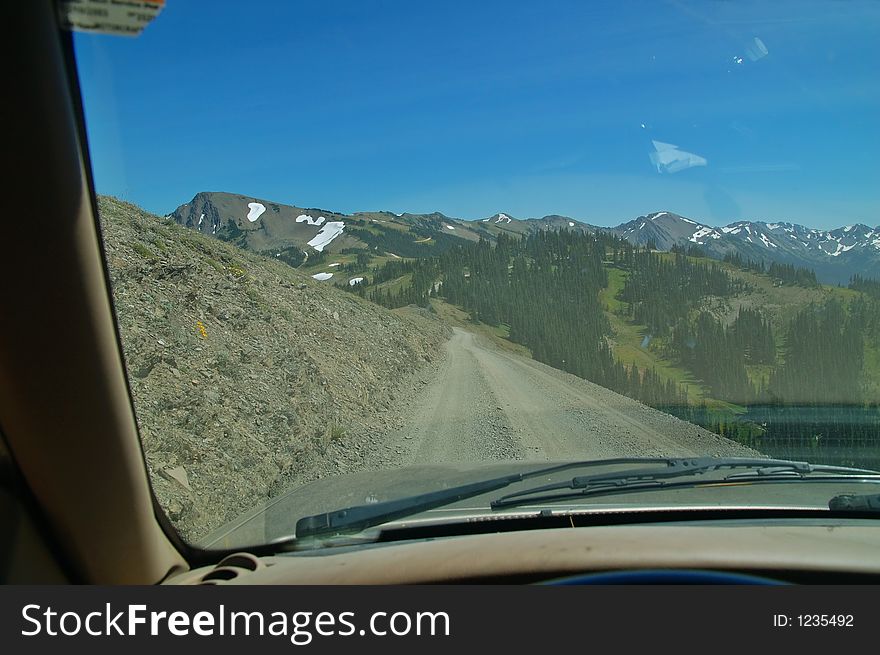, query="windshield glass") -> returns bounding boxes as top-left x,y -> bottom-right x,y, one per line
71,0 -> 880,547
